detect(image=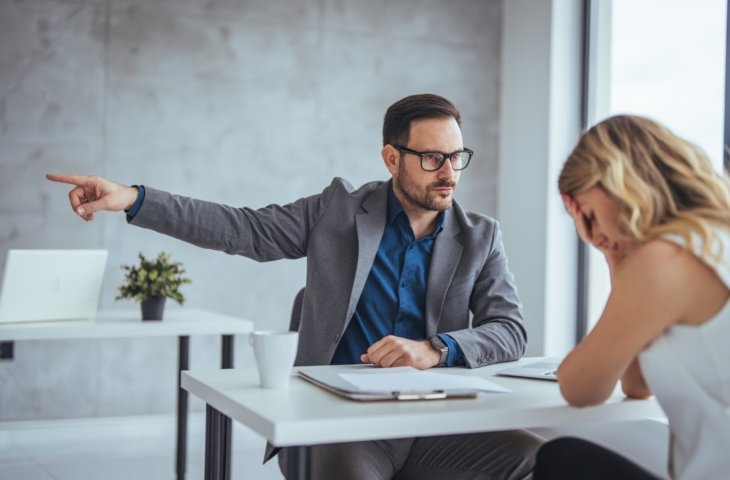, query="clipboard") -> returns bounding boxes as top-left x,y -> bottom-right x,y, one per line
298,368 -> 479,402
